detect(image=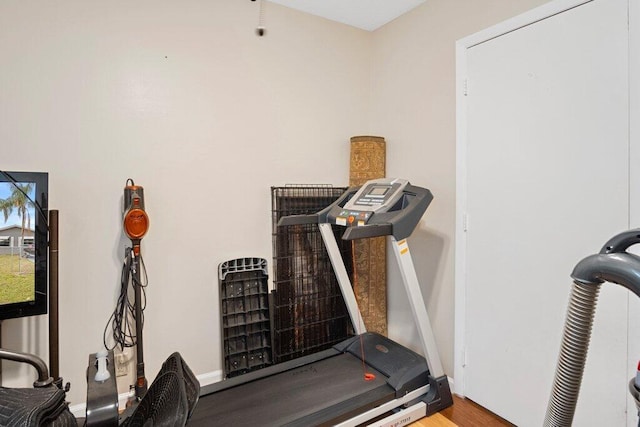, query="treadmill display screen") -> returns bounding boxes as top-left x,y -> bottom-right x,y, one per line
367,187 -> 389,197
352,185 -> 397,209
